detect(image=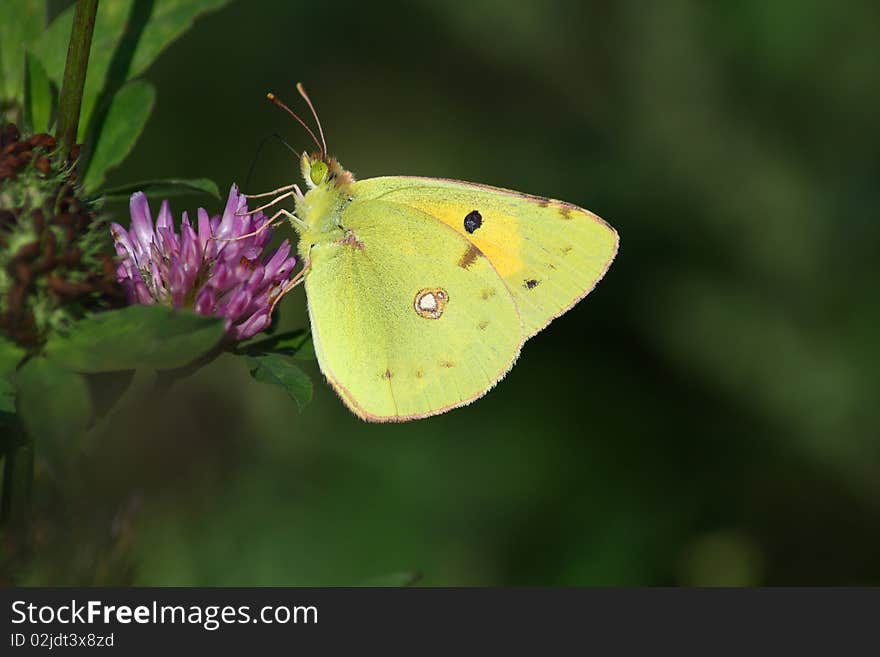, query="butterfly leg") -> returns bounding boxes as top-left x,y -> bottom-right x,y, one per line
213,208 -> 305,243
236,186 -> 303,217
269,208 -> 307,232
268,257 -> 310,317
242,182 -> 300,199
